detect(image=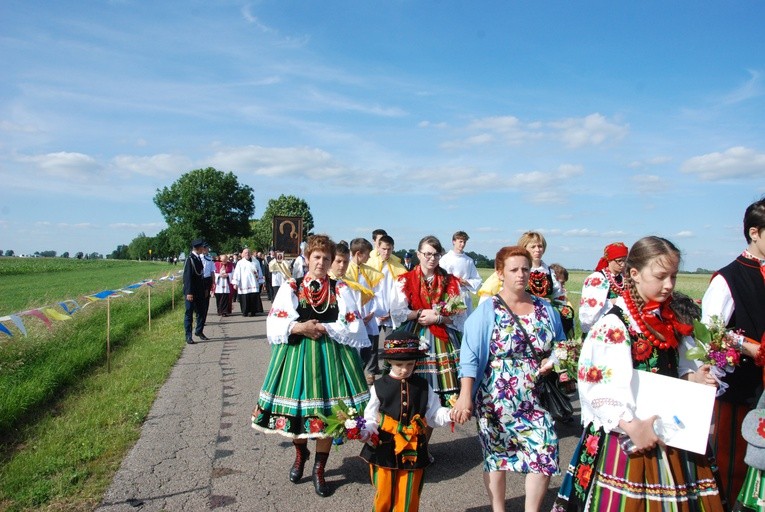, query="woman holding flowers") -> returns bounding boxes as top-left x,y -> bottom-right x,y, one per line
390,235 -> 467,408
455,245 -> 566,512
701,196 -> 765,508
552,236 -> 723,511
251,234 -> 370,497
